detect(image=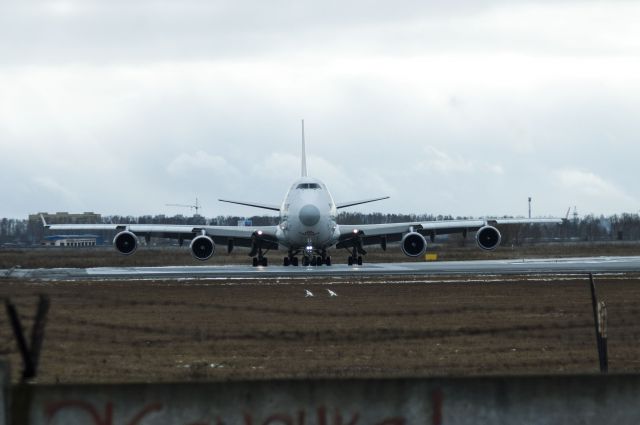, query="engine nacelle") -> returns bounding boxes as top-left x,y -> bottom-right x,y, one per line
113,231 -> 138,255
476,225 -> 501,251
190,235 -> 215,261
401,232 -> 427,257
